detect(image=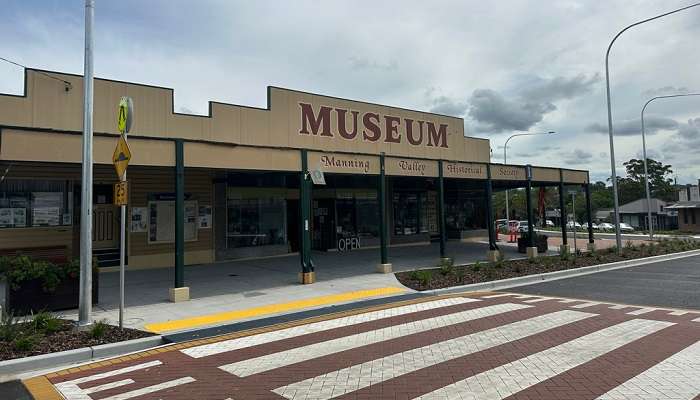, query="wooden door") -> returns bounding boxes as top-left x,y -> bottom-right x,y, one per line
92,204 -> 119,249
